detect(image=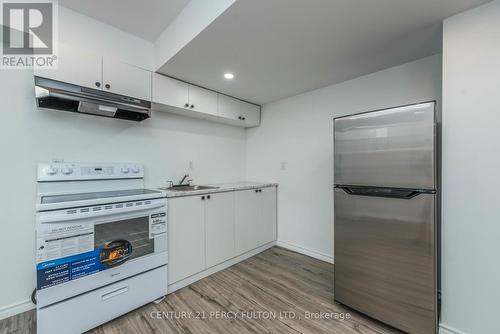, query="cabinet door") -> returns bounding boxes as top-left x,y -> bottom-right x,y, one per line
235,189 -> 260,254
188,85 -> 218,116
168,196 -> 205,283
218,94 -> 240,121
152,74 -> 189,109
240,101 -> 261,127
205,192 -> 236,267
102,57 -> 152,101
258,187 -> 277,245
34,44 -> 102,90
